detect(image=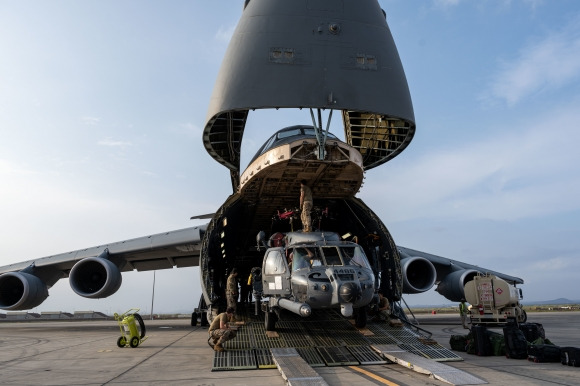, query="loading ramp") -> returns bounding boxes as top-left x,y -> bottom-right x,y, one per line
374,344 -> 487,385
211,309 -> 467,370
